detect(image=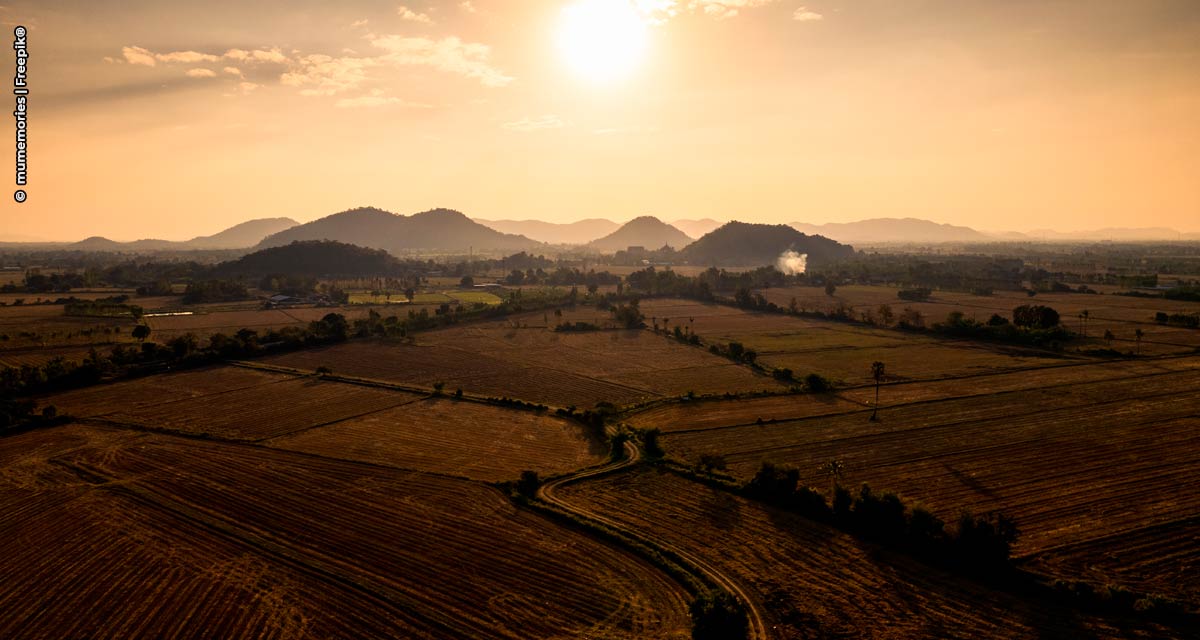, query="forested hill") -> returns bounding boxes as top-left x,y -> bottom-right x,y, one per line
680,221 -> 855,266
